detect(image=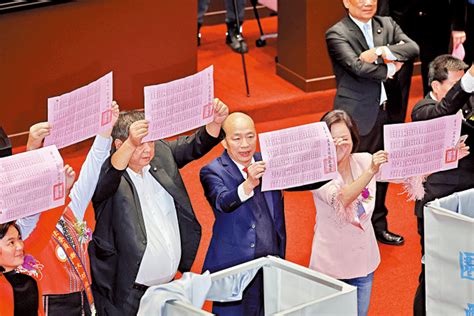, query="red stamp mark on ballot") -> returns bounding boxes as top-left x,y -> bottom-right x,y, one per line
101,109 -> 112,126
323,157 -> 336,174
53,183 -> 64,201
202,103 -> 214,119
445,148 -> 458,163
